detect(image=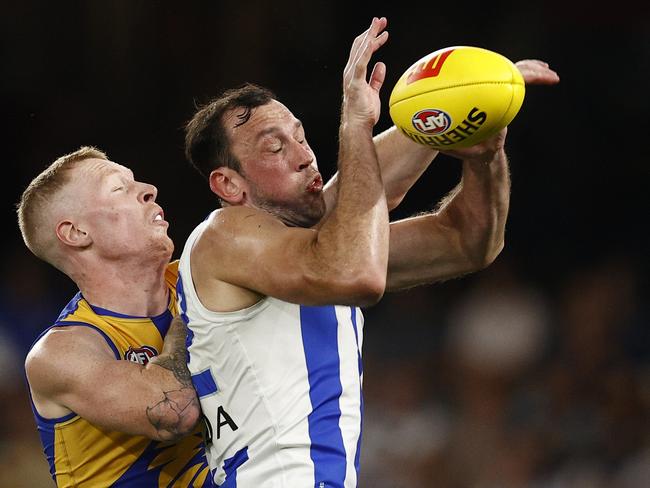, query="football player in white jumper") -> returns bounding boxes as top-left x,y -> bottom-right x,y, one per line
179,17 -> 558,488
